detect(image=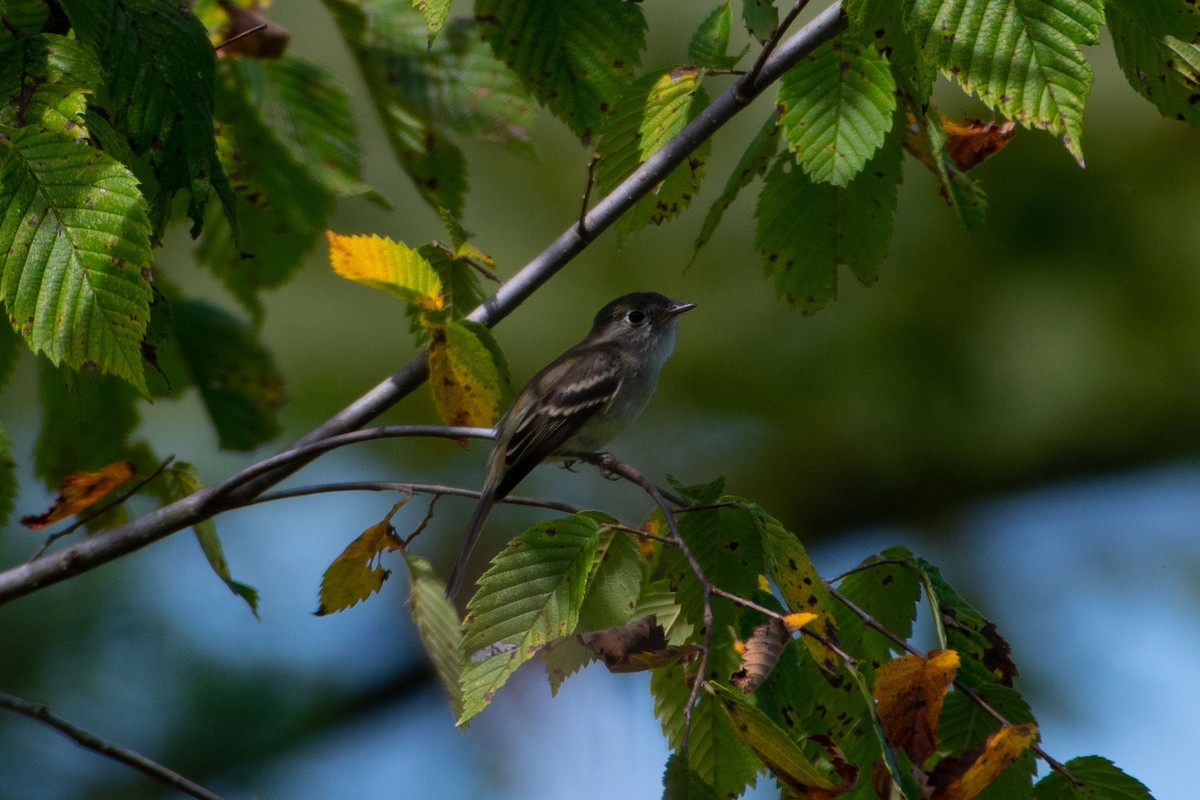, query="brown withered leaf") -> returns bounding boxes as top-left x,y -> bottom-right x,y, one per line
576,615 -> 699,673
21,461 -> 137,529
216,0 -> 290,59
941,118 -> 1016,172
730,617 -> 789,693
930,723 -> 1038,800
874,649 -> 960,764
316,500 -> 407,615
